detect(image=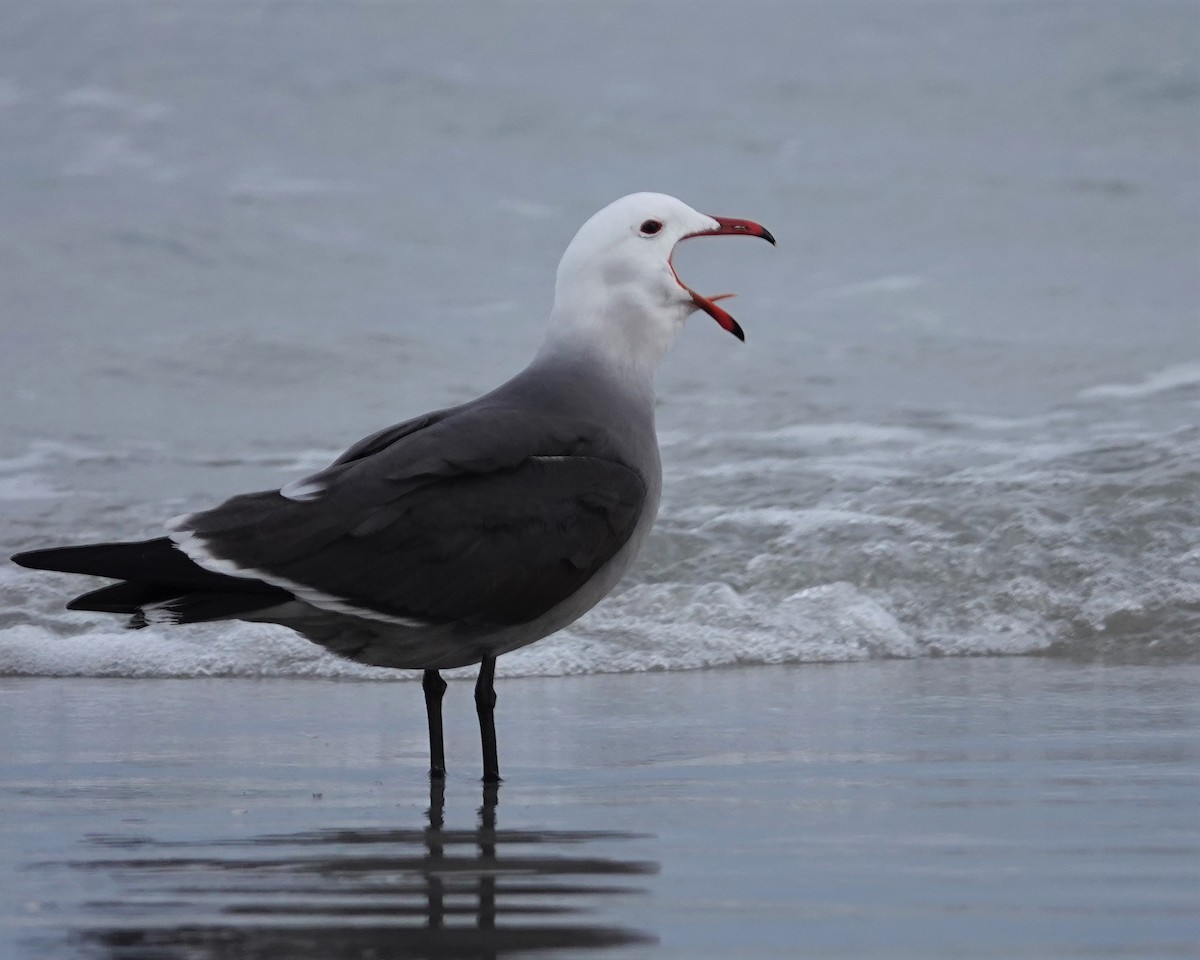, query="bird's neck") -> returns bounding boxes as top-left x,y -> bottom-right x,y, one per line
539,291 -> 684,387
